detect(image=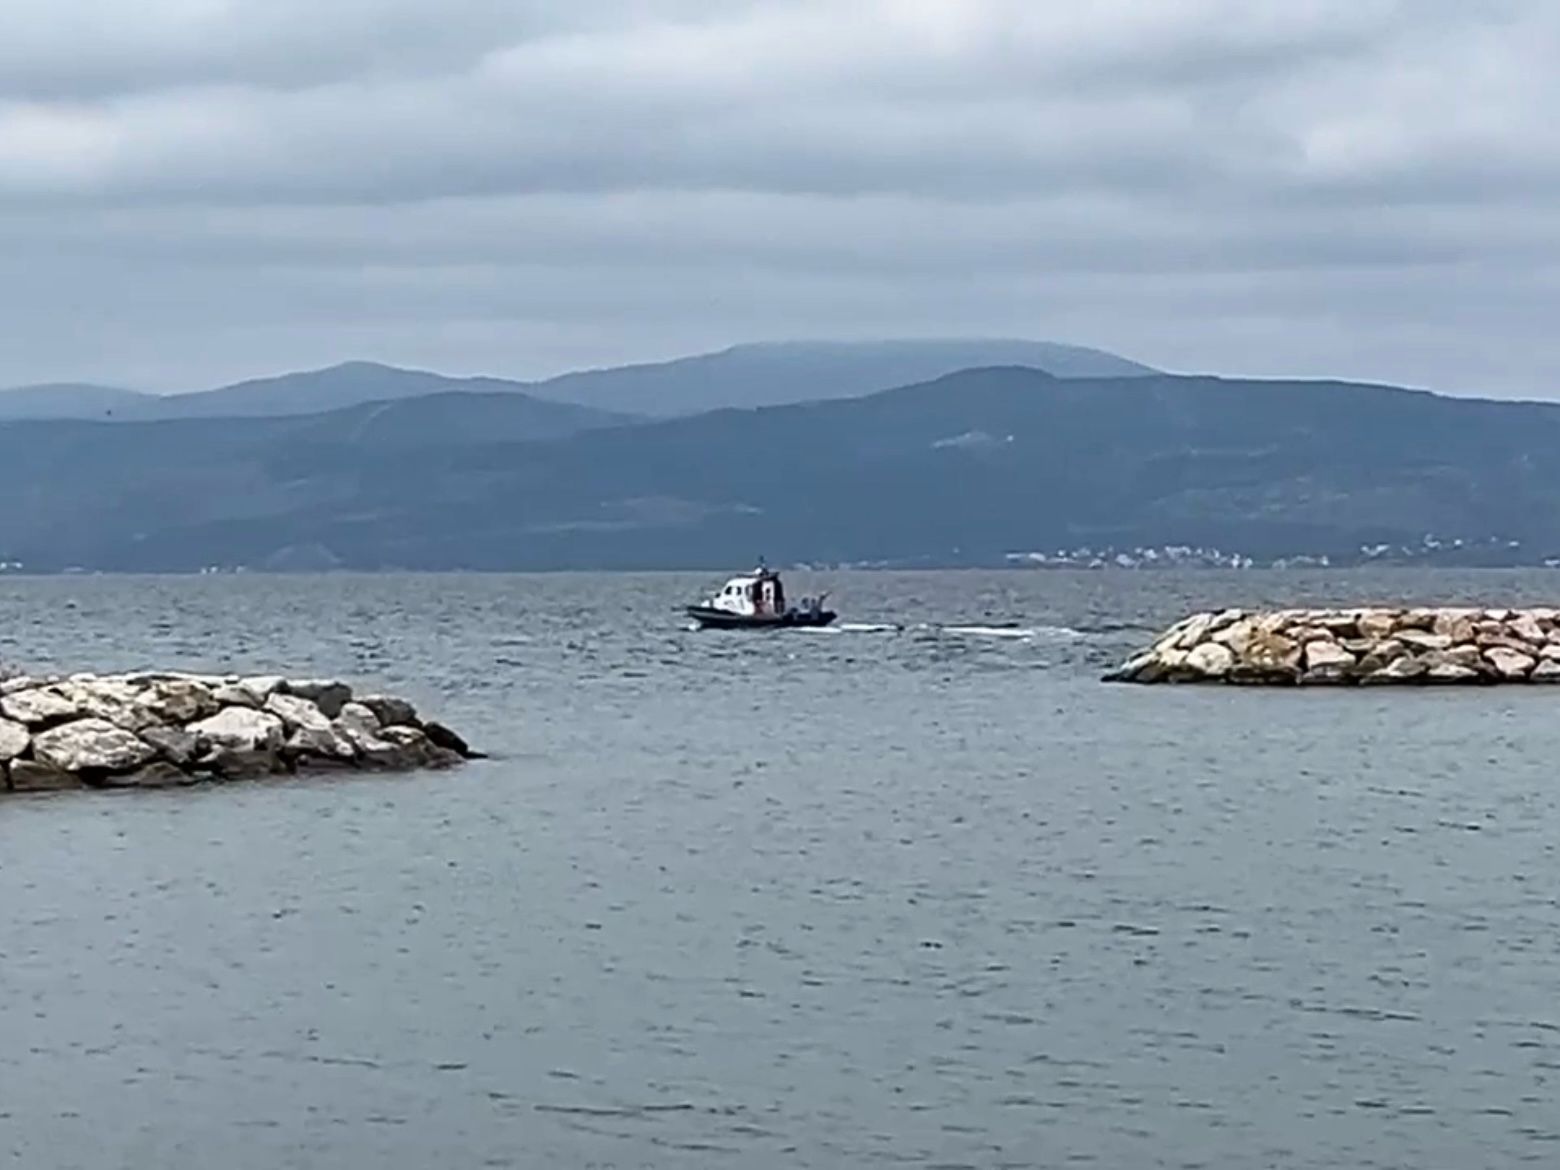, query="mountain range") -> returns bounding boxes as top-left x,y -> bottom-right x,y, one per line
0,357 -> 1557,572
0,339 -> 1153,422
